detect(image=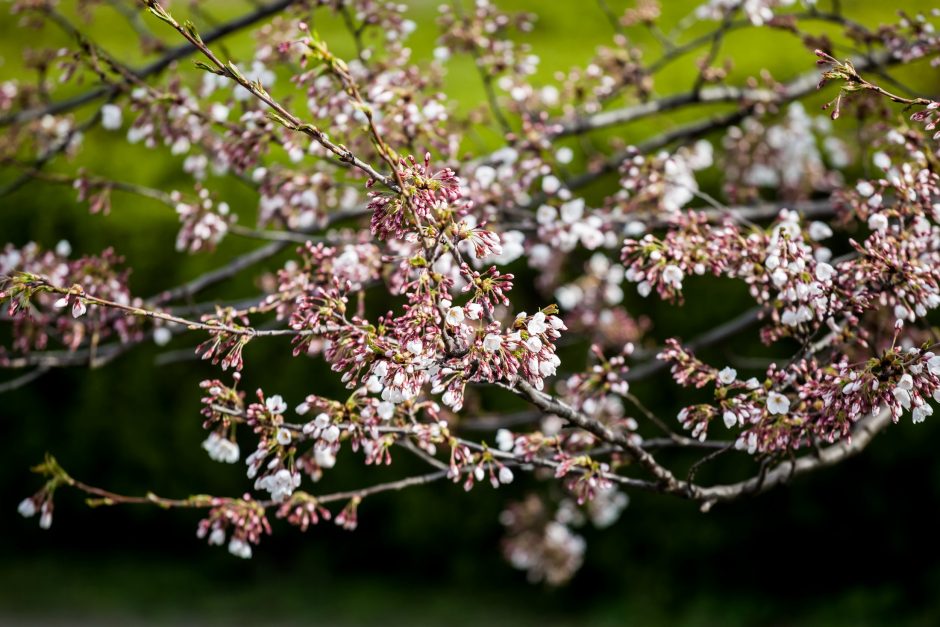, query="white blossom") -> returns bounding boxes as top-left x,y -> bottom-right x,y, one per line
717,367 -> 737,385
498,466 -> 514,484
868,213 -> 888,233
723,411 -> 737,429
315,444 -> 336,468
893,386 -> 912,410
662,264 -> 684,289
856,180 -> 875,197
588,485 -> 629,528
446,306 -> 465,327
153,327 -> 173,346
17,498 -> 36,518
496,429 -> 514,452
541,175 -> 561,194
100,104 -> 123,130
815,262 -> 835,281
913,404 -> 933,424
265,395 -> 287,415
202,432 -> 240,464
256,468 -> 300,502
766,391 -> 790,415
873,151 -> 891,170
559,198 -> 584,224
808,221 -> 833,241
490,230 -> 525,265
210,103 -> 230,122
483,334 -> 503,353
527,312 -> 548,335
228,538 -> 252,559
525,336 -> 543,352
322,424 -> 341,443
208,528 -> 225,546
377,400 -> 395,421
555,285 -> 582,310
474,165 -> 496,188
